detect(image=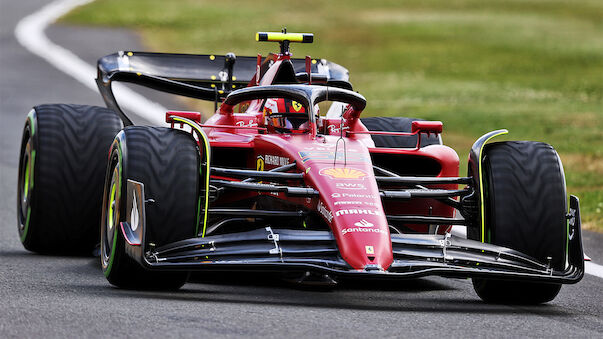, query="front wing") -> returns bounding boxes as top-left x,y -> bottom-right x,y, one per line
121,180 -> 584,283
